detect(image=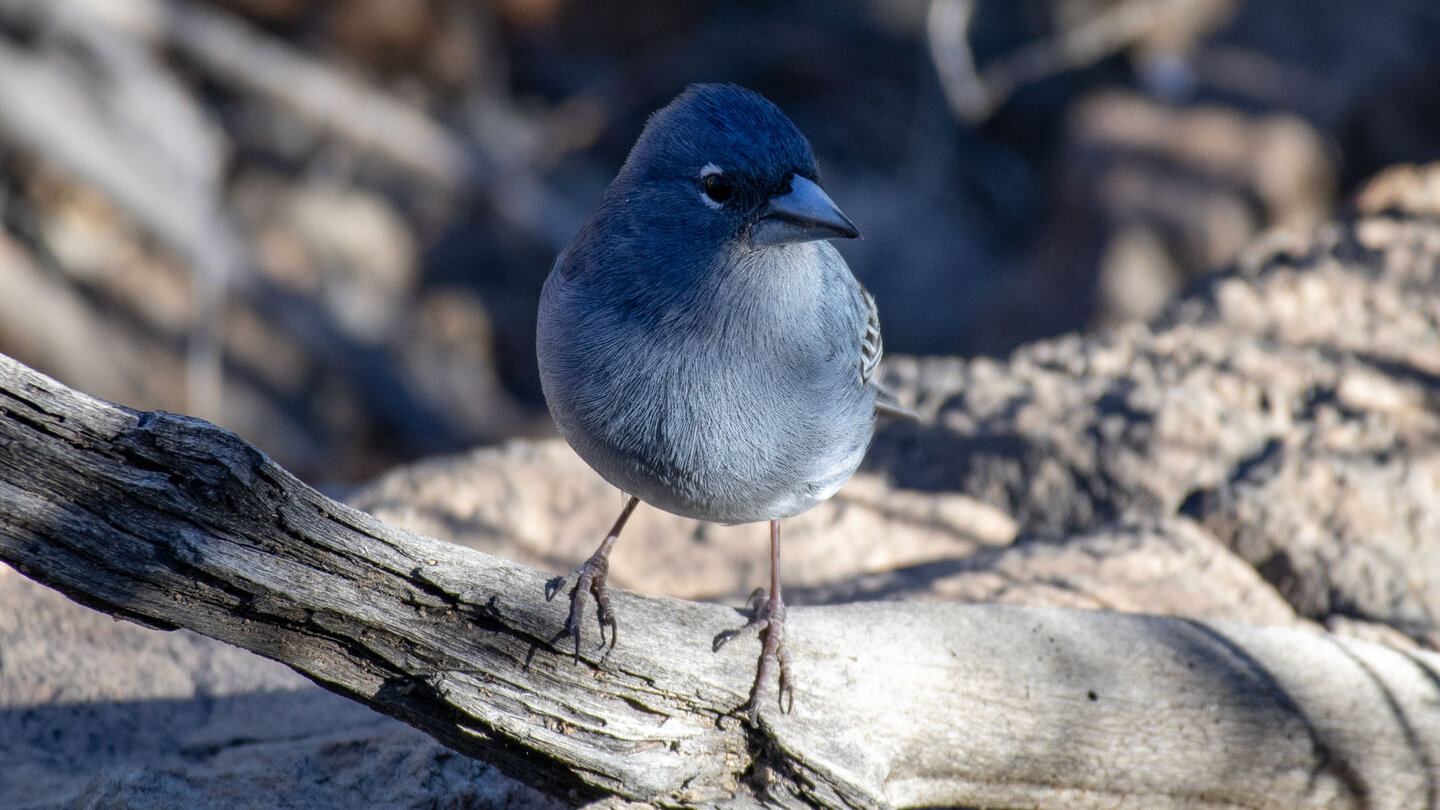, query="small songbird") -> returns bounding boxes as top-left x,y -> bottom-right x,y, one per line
537,83 -> 895,721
